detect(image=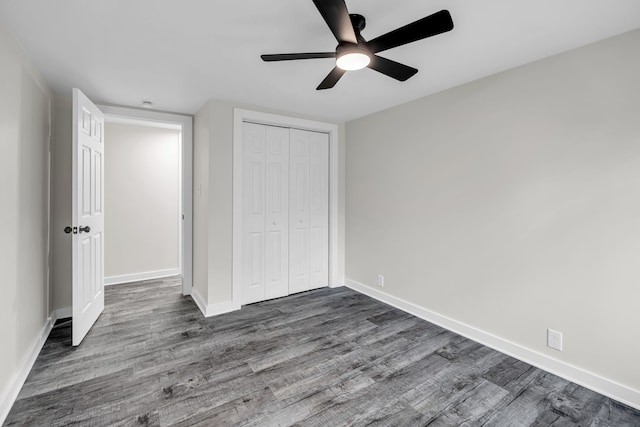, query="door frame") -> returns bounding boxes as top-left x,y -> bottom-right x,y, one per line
232,108 -> 340,307
98,105 -> 194,296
